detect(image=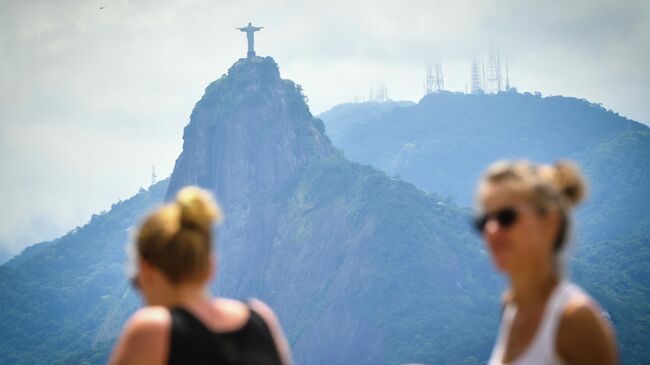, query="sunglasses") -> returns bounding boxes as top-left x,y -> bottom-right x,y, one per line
474,207 -> 519,233
130,274 -> 140,290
